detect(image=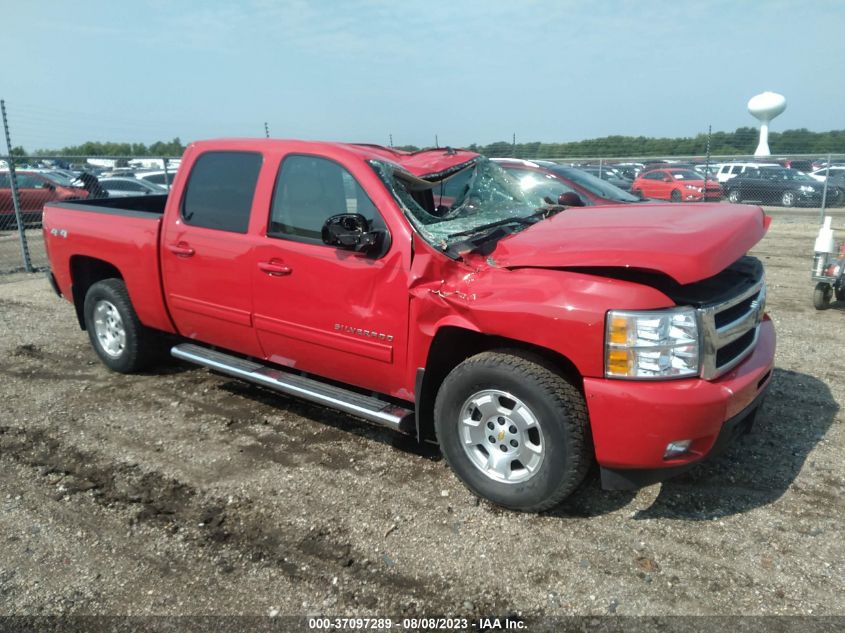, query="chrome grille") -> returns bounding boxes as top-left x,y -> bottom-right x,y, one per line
698,277 -> 766,380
